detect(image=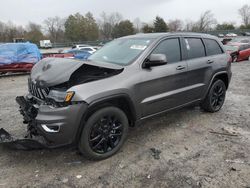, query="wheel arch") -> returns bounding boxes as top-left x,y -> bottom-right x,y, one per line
212,72 -> 229,89
75,94 -> 137,143
86,94 -> 137,126
205,71 -> 230,98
